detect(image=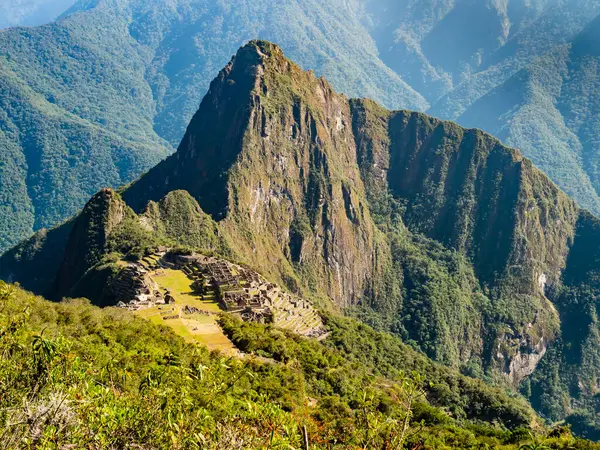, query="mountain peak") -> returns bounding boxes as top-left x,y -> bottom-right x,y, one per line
228,40 -> 280,76
122,40 -> 332,216
54,187 -> 126,297
122,39 -> 375,306
239,39 -> 284,58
